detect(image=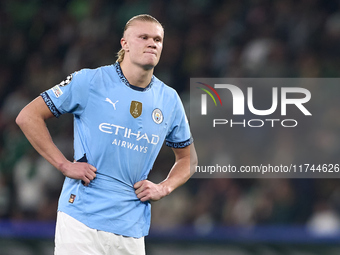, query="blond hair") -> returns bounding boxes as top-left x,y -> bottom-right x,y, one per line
116,14 -> 163,63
